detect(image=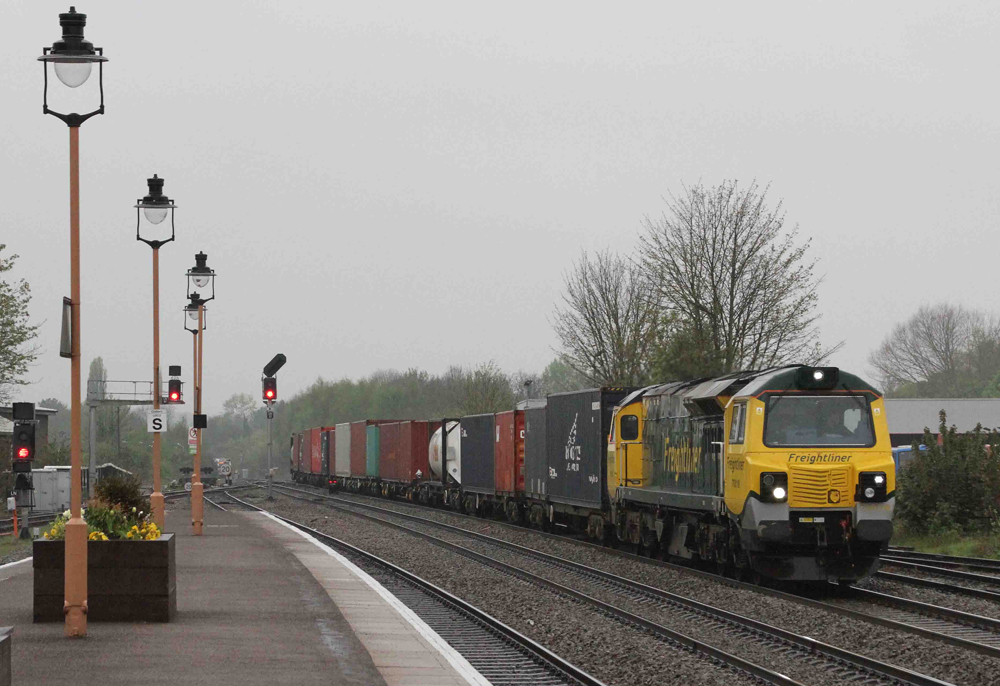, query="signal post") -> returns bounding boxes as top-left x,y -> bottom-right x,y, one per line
262,354 -> 286,501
